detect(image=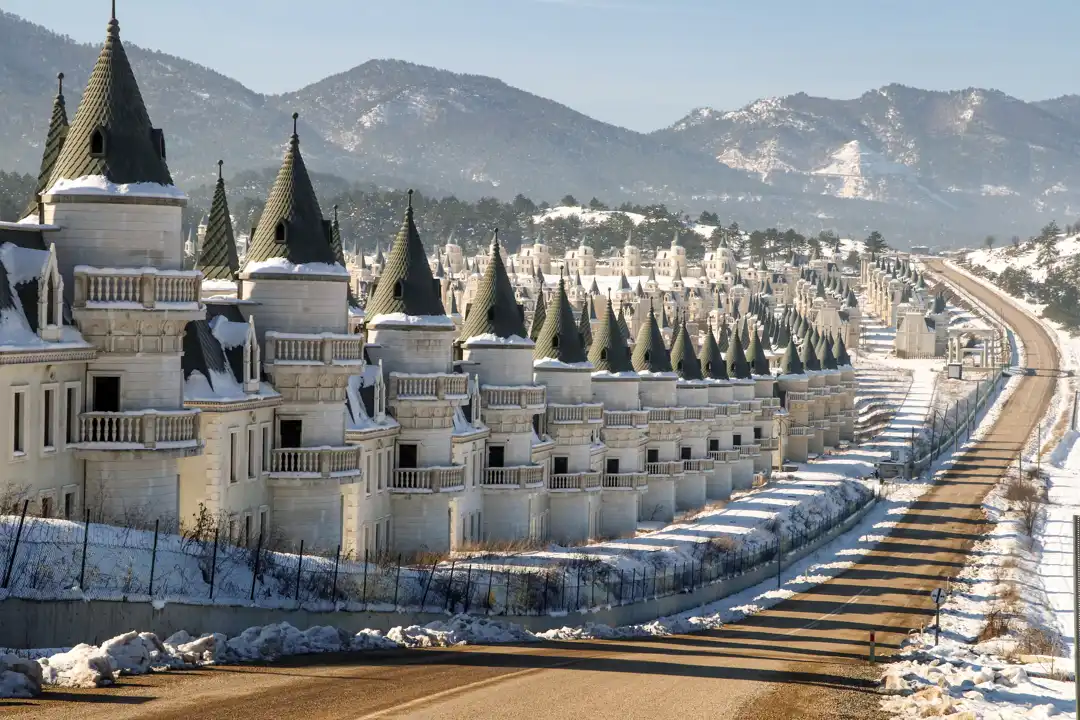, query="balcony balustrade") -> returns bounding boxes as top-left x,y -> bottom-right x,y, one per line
707,449 -> 742,463
269,446 -> 362,479
549,472 -> 602,491
482,465 -> 545,489
74,267 -> 201,309
547,403 -> 604,424
265,332 -> 366,366
391,466 -> 467,493
78,410 -> 199,450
